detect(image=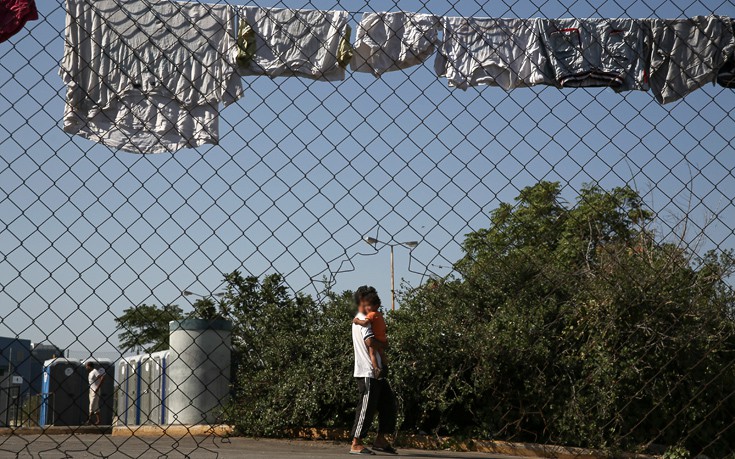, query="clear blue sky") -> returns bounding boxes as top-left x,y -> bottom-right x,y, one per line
1,0 -> 734,356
